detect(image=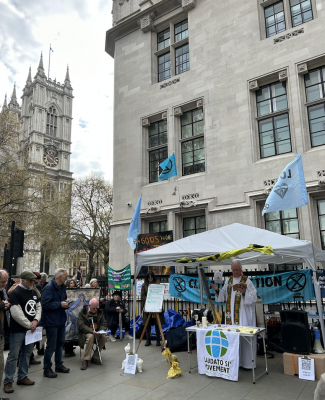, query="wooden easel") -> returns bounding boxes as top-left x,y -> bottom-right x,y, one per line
135,312 -> 171,367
